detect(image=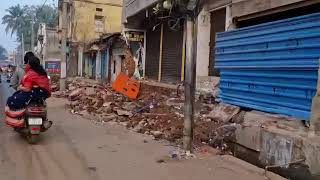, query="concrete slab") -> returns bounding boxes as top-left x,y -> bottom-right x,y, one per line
236,124 -> 261,151
260,129 -> 297,167
234,110 -> 320,177
235,111 -> 277,152
303,137 -> 320,175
